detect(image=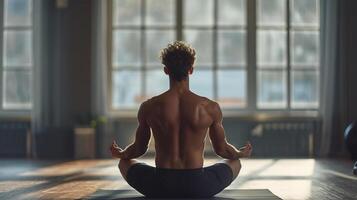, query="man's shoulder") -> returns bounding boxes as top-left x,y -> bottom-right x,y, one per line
139,92 -> 167,109
204,99 -> 221,113
196,97 -> 221,120
140,97 -> 155,109
191,94 -> 220,115
142,92 -> 166,104
188,91 -> 212,103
